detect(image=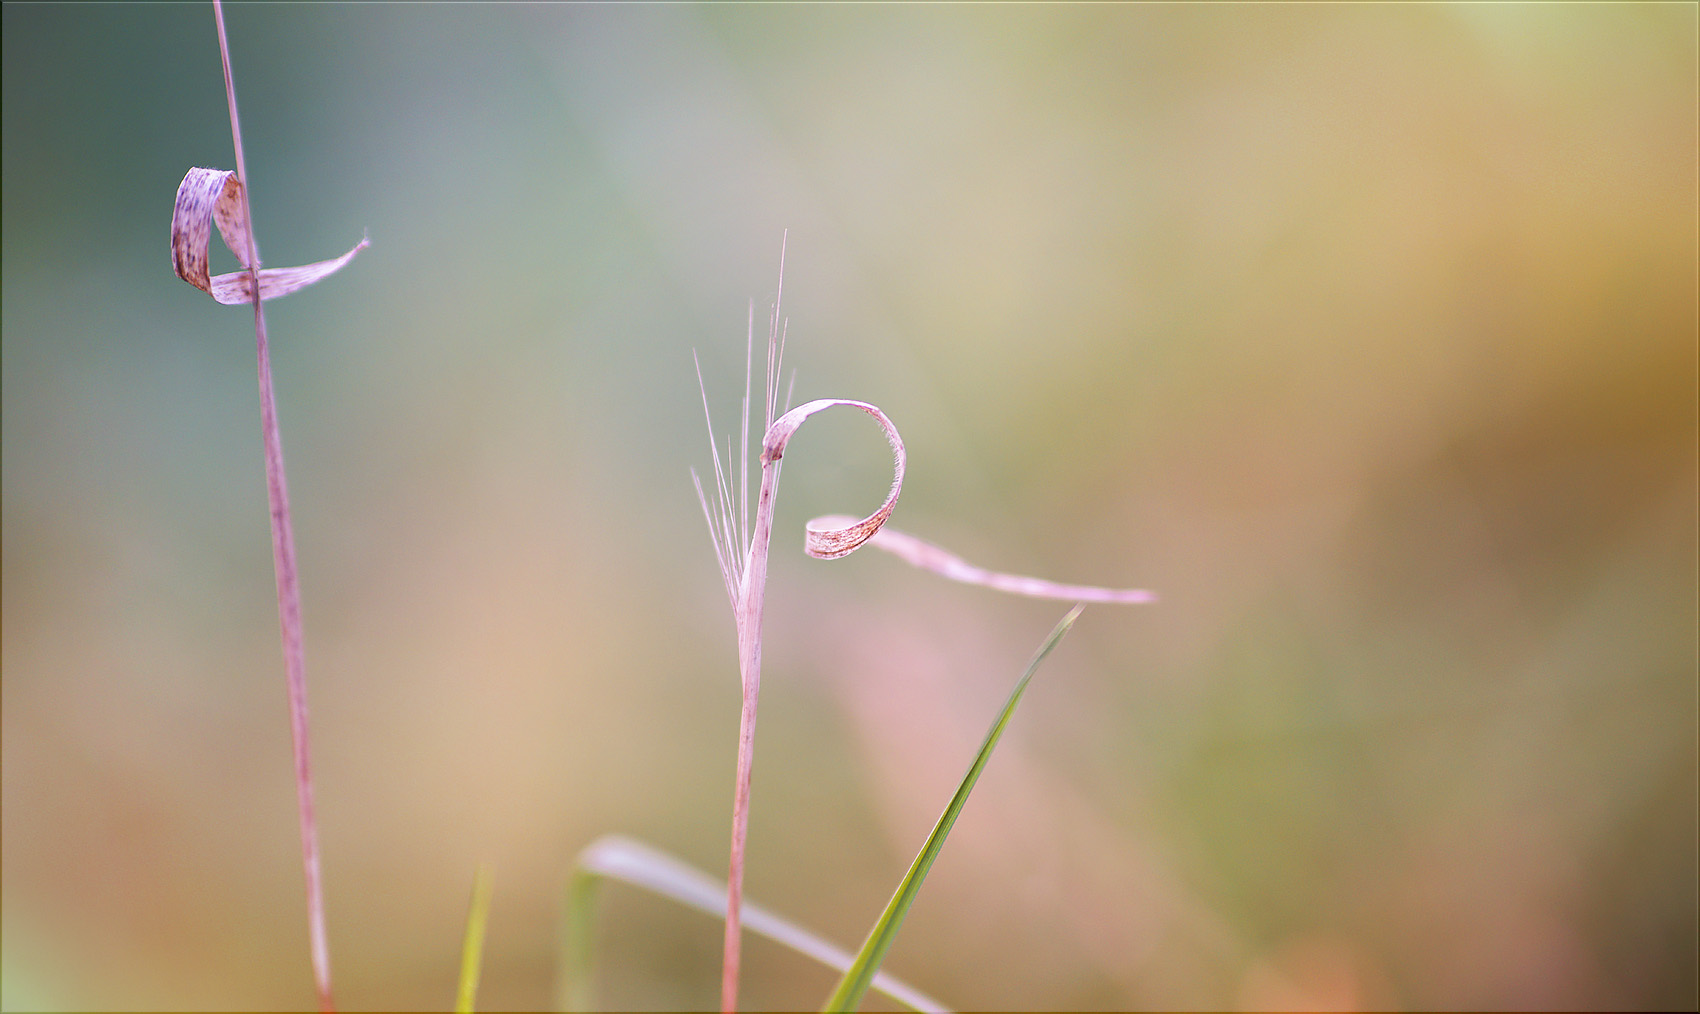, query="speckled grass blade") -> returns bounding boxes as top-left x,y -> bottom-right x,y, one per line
821,605 -> 1085,1014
